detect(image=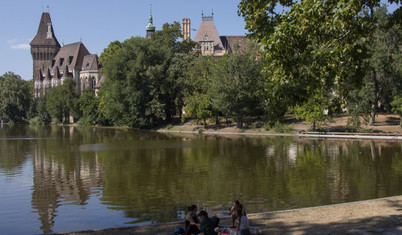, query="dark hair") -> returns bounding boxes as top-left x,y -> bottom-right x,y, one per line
234,200 -> 240,206
188,205 -> 197,212
198,210 -> 208,217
